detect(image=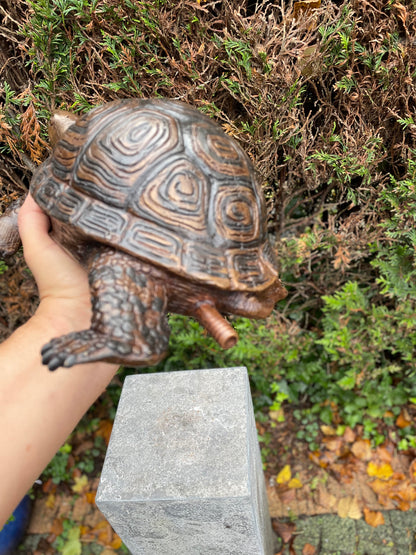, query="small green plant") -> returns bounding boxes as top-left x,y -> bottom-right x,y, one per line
293,409 -> 320,452
43,443 -> 72,484
75,436 -> 105,474
258,430 -> 272,465
219,36 -> 253,78
307,133 -> 383,189
53,519 -> 82,554
371,153 -> 416,299
269,382 -> 290,418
